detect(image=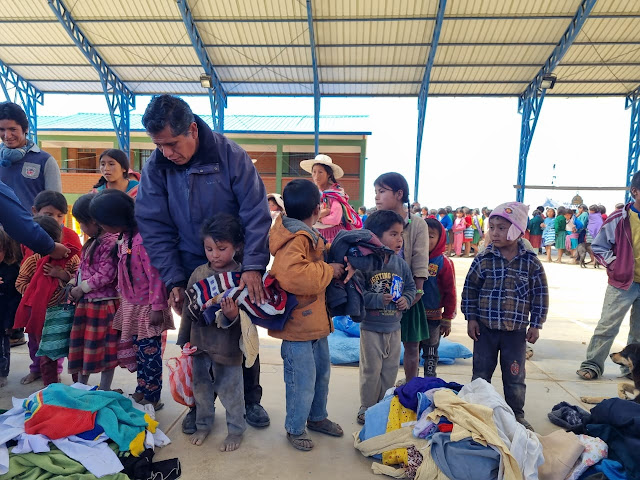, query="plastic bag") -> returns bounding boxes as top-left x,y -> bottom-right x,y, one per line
166,343 -> 197,407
